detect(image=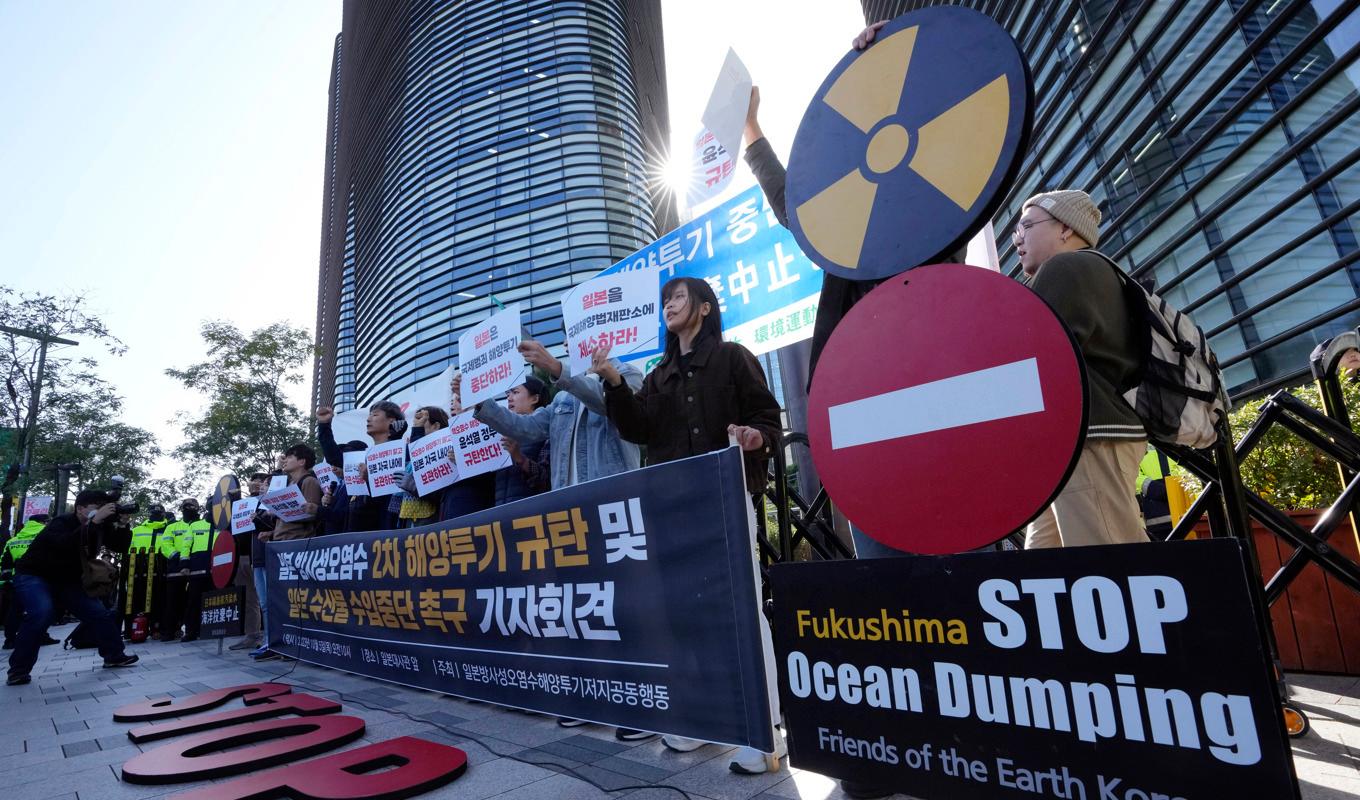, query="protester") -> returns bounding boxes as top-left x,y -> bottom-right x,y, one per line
315,405 -> 368,534
247,473 -> 279,659
351,402 -> 408,532
439,392 -> 497,523
459,341 -> 646,739
251,444 -> 321,660
492,377 -> 551,505
229,473 -> 270,651
398,406 -> 450,526
6,490 -> 139,685
595,277 -> 781,495
466,339 -> 642,492
1015,189 -> 1148,548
